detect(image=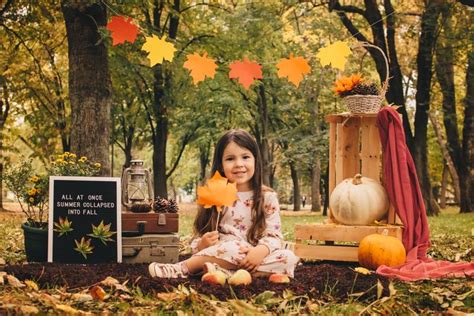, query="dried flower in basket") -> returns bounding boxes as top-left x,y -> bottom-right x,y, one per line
333,74 -> 383,114
333,74 -> 380,98
197,171 -> 238,231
